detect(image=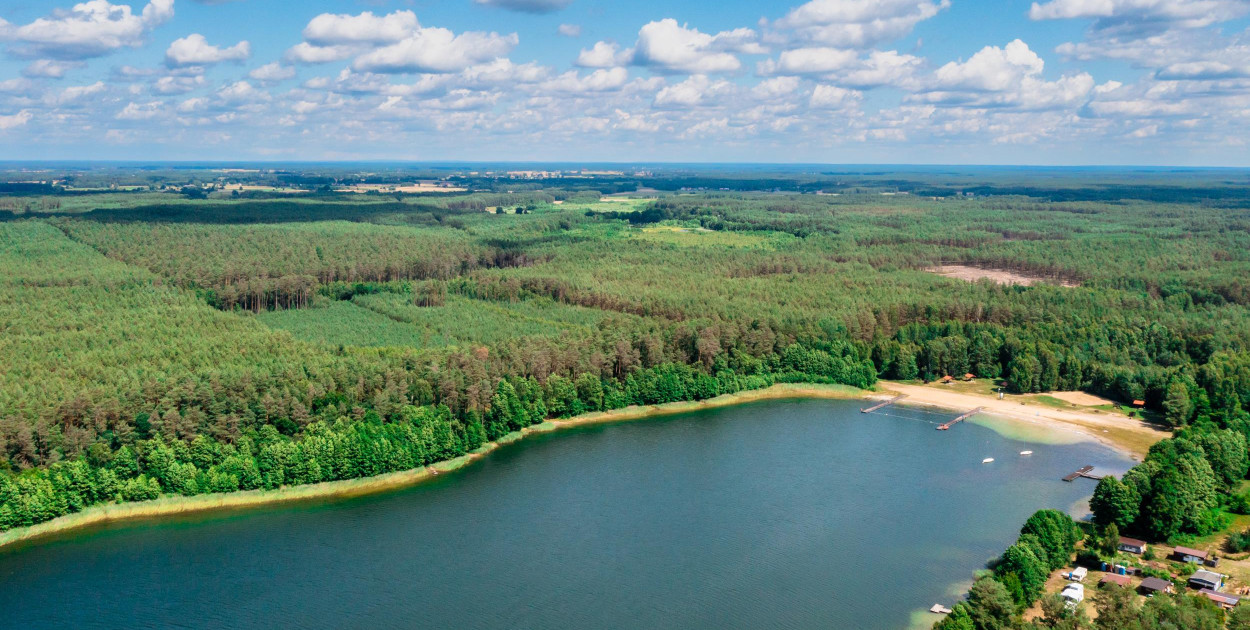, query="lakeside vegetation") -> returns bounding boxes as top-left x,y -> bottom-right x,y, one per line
2,167 -> 1250,626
